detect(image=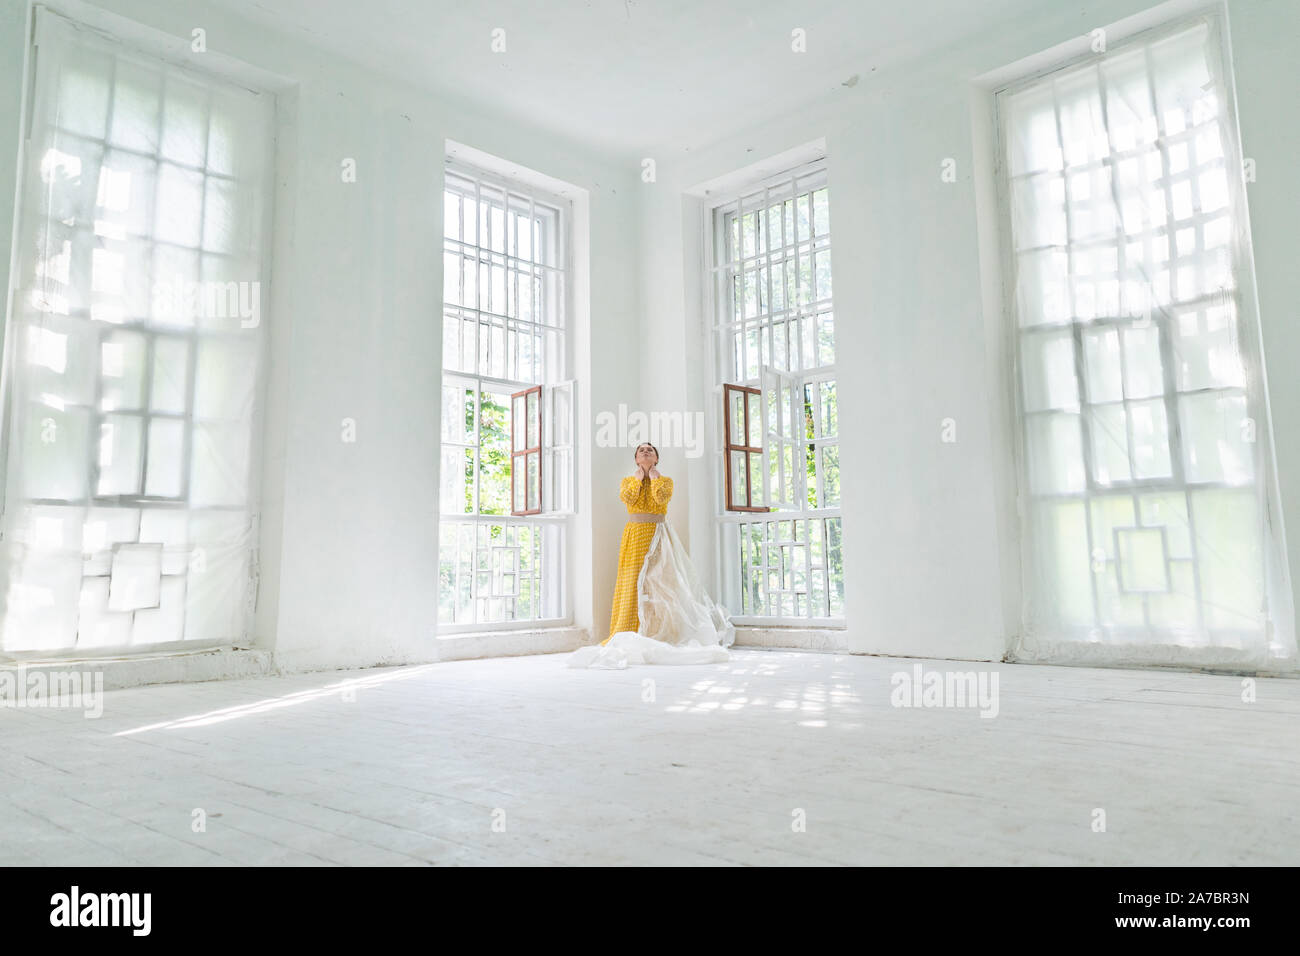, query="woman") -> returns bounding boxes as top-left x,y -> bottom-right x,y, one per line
570,442 -> 735,668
